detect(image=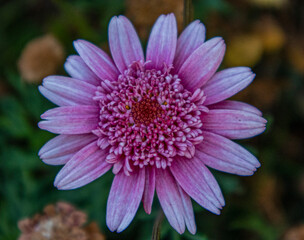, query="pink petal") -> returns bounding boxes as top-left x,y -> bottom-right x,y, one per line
146,14 -> 177,70
174,20 -> 206,72
54,141 -> 111,189
201,109 -> 267,139
106,169 -> 145,232
64,55 -> 101,85
203,67 -> 255,105
73,40 -> 119,81
142,167 -> 155,214
178,37 -> 225,92
170,156 -> 225,214
40,76 -> 97,106
208,100 -> 262,116
177,184 -> 196,234
39,134 -> 97,165
155,169 -> 185,234
109,15 -> 144,73
38,105 -> 99,134
39,86 -> 77,106
196,131 -> 260,175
